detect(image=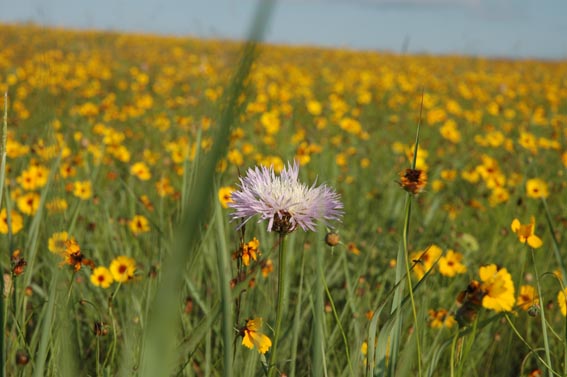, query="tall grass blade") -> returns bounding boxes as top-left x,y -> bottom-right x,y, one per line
214,198 -> 233,376
0,92 -> 8,377
137,2 -> 274,376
